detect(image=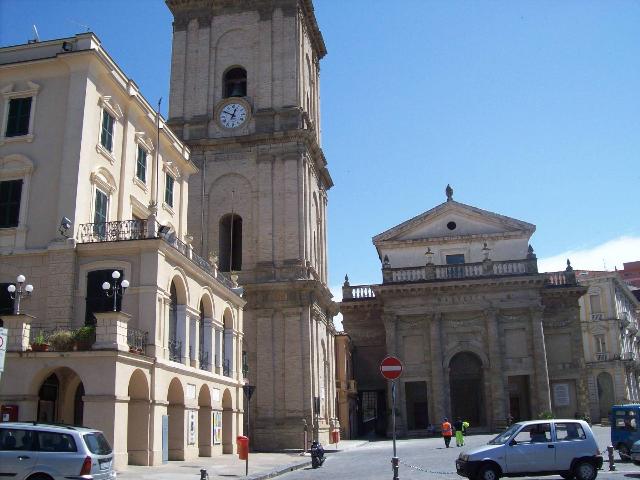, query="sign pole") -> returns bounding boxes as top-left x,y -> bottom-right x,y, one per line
391,380 -> 399,480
